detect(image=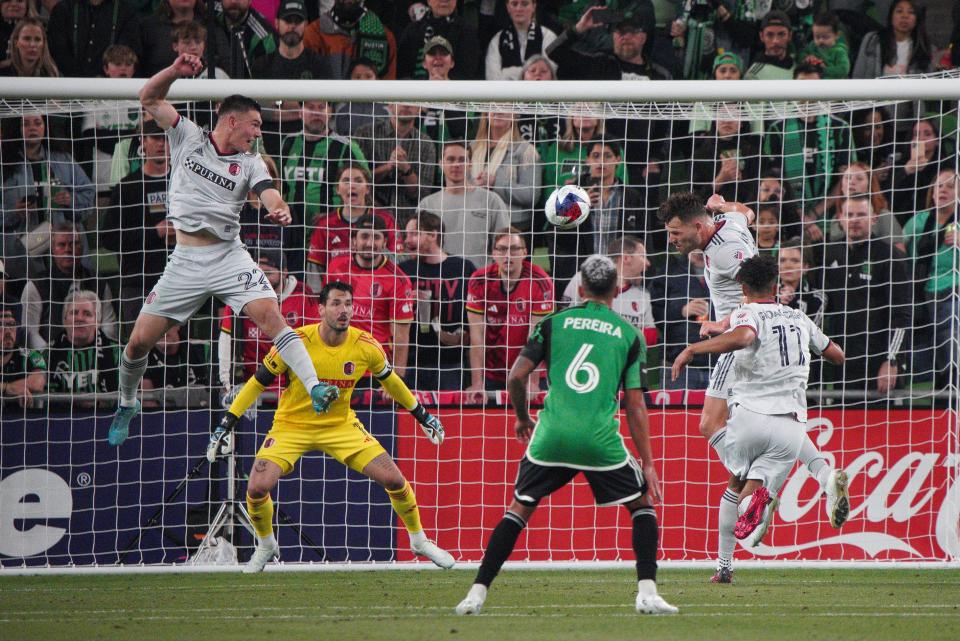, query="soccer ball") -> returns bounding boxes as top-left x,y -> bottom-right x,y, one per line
545,185 -> 591,230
